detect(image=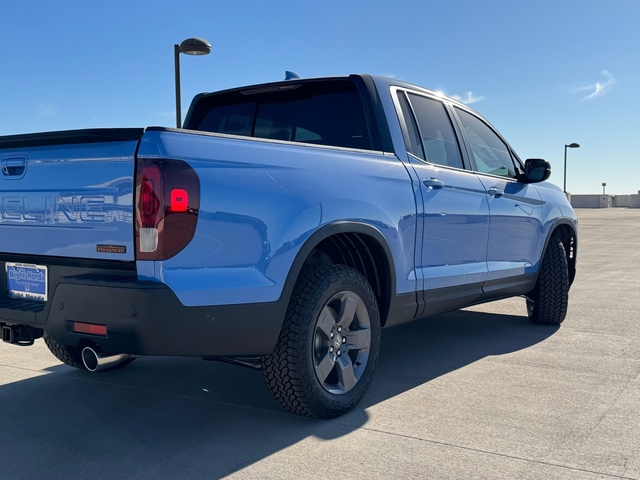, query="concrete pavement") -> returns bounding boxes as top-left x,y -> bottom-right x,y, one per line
0,208 -> 638,479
